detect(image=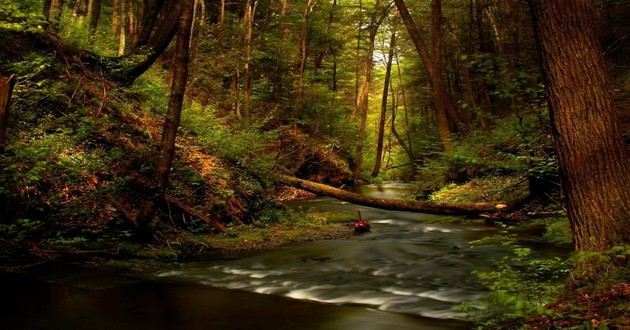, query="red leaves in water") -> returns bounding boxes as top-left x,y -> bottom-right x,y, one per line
352,220 -> 370,234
